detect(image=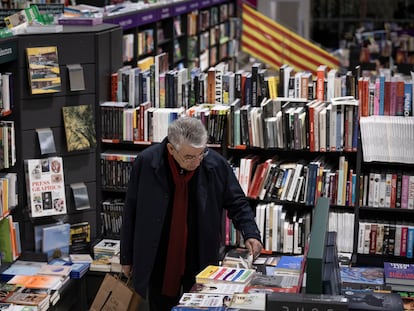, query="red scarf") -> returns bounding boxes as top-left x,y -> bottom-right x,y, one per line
162,152 -> 195,296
